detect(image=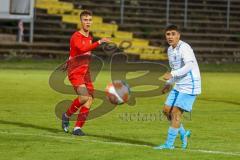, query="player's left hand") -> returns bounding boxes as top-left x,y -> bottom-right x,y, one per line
163,72 -> 173,80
